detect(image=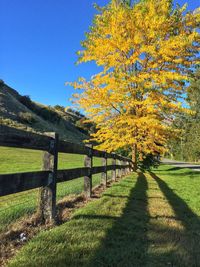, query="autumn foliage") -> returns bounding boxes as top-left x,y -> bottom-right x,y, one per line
70,0 -> 200,165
